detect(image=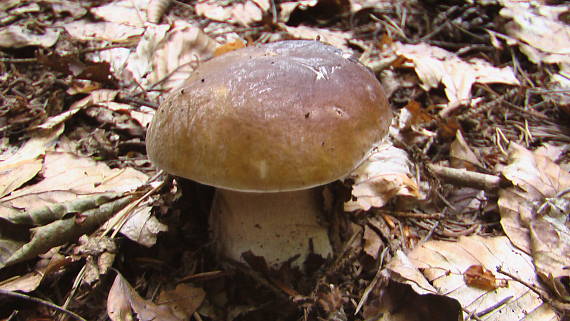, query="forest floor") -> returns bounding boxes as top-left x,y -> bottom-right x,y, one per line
0,0 -> 570,320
